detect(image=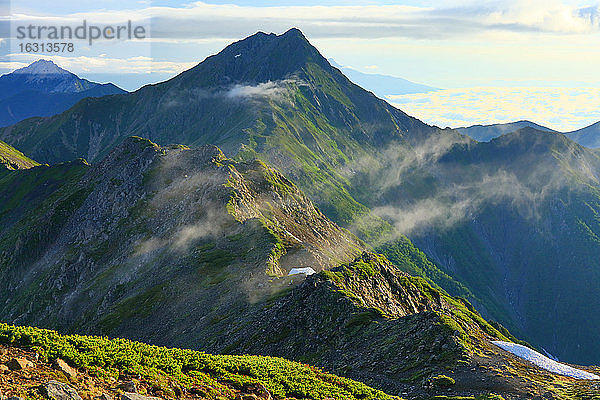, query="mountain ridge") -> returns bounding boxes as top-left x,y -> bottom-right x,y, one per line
566,121 -> 600,148
2,137 -> 599,399
0,140 -> 40,170
457,119 -> 600,148
2,28 -> 600,366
